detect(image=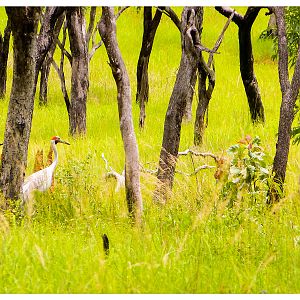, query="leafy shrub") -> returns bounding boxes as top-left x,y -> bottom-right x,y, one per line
220,135 -> 272,205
